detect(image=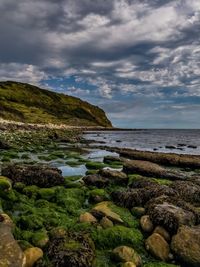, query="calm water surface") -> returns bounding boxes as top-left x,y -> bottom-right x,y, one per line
84,129 -> 200,155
